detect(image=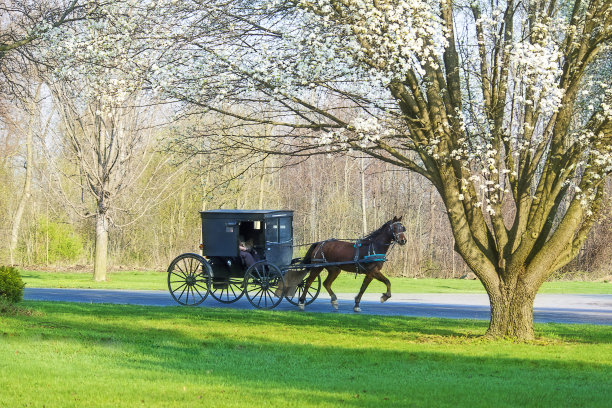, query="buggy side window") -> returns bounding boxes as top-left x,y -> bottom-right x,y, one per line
279,217 -> 292,243
265,218 -> 279,243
